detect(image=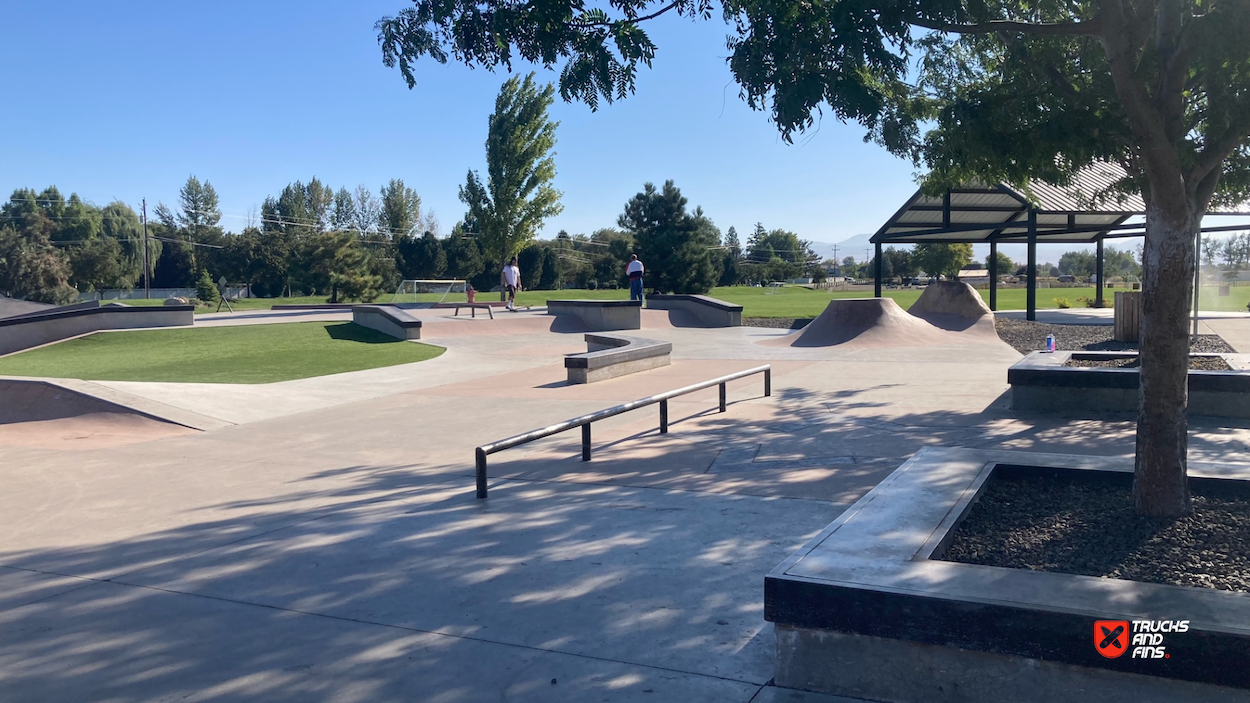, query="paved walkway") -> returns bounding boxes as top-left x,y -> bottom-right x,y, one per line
4,310 -> 1250,701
